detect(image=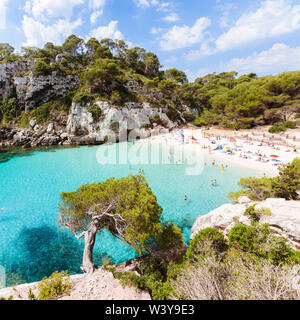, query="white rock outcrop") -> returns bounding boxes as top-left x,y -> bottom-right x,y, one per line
191,198 -> 300,250
66,101 -> 176,143
0,267 -> 151,300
